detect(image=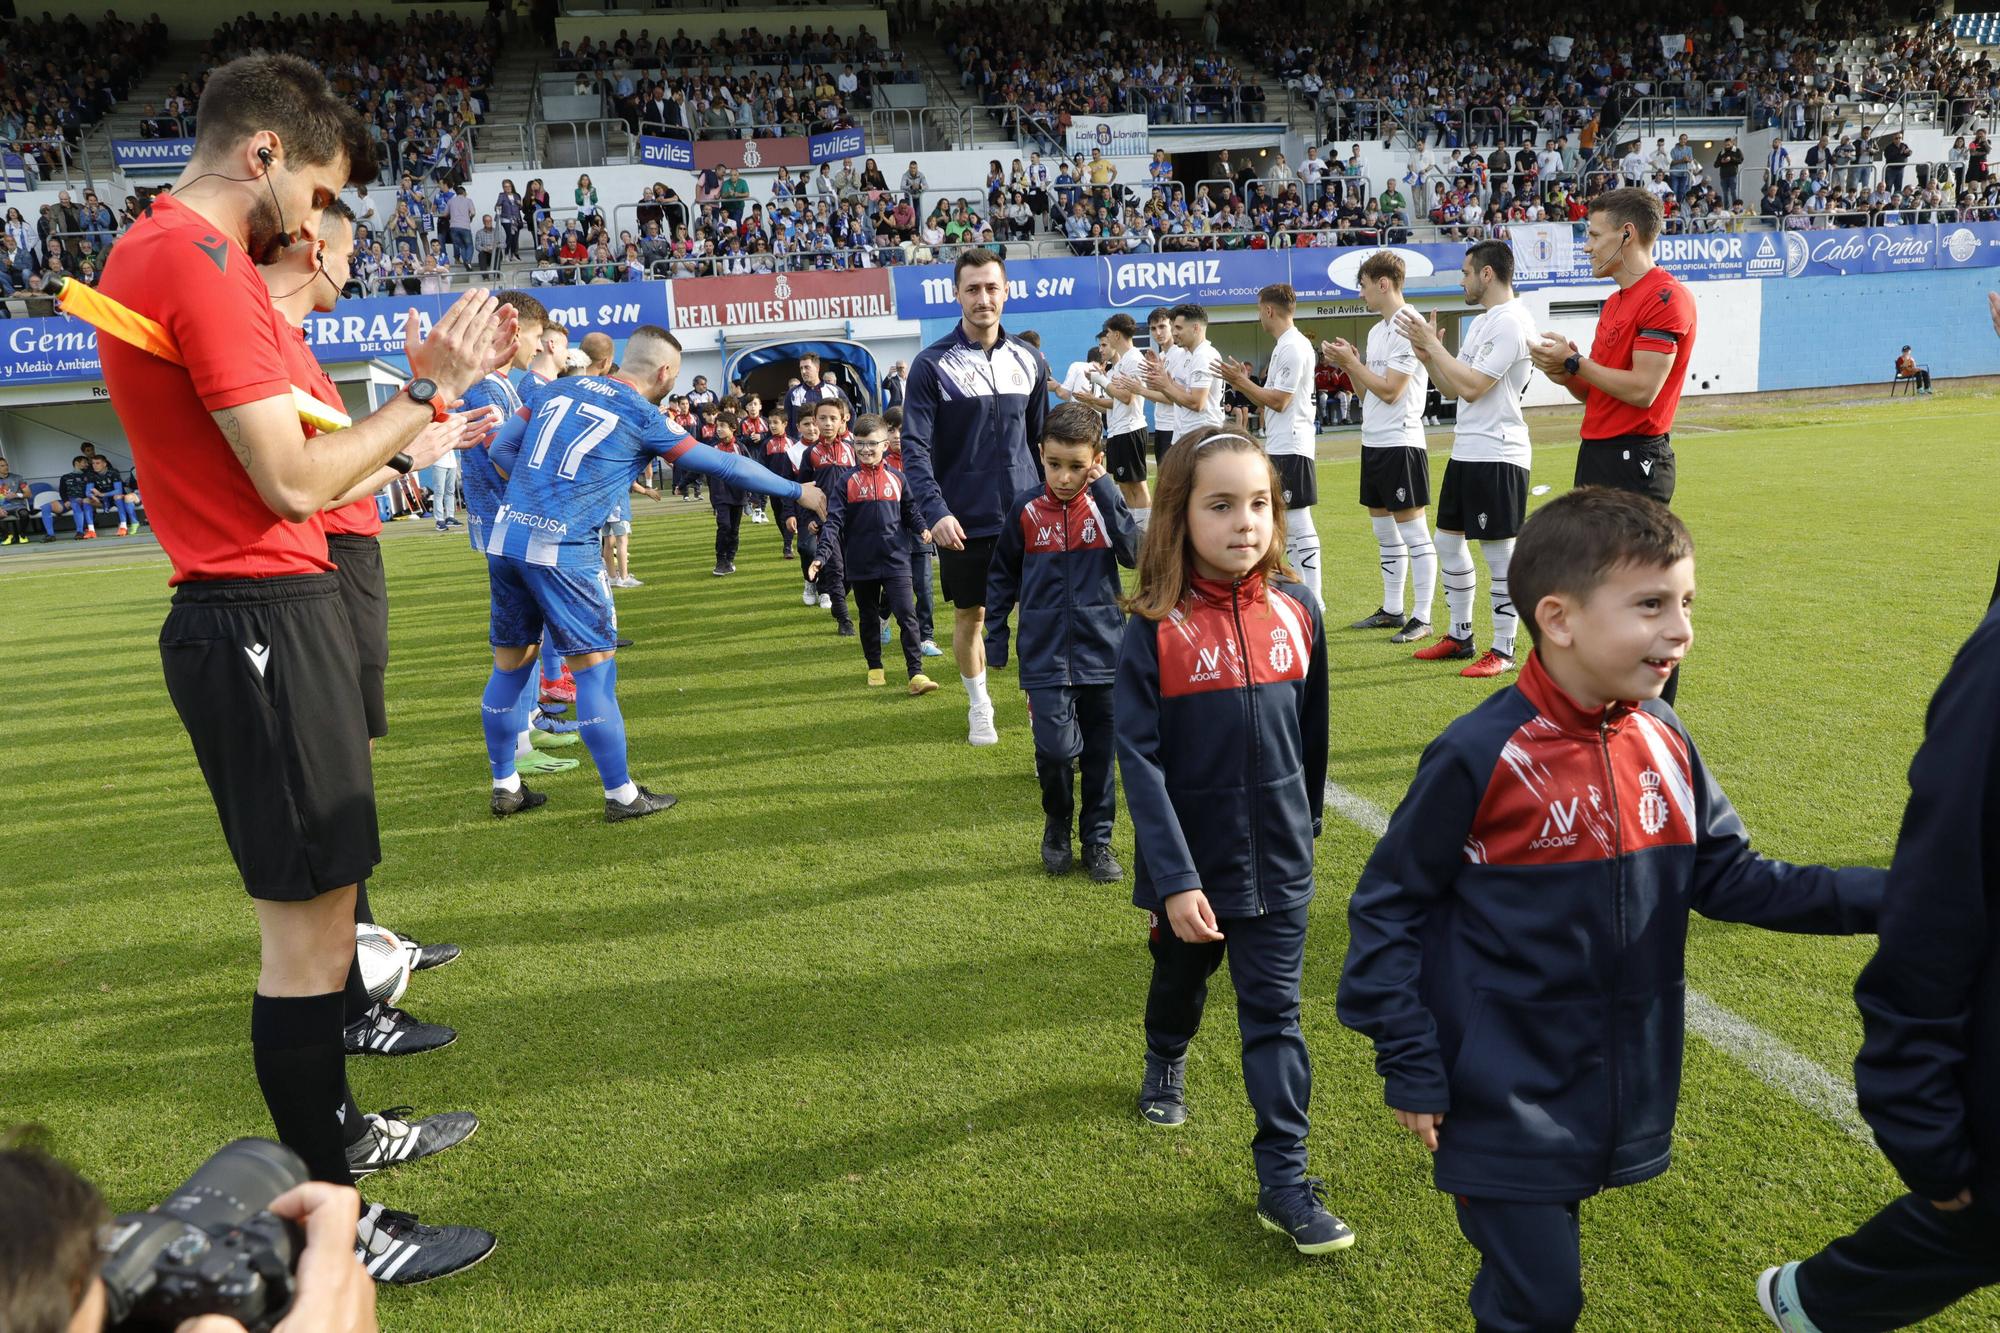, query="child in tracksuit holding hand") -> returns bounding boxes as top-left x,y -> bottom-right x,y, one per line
1115,425 -> 1348,1256
1338,488 -> 1884,1333
986,402 -> 1137,882
809,414 -> 940,696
